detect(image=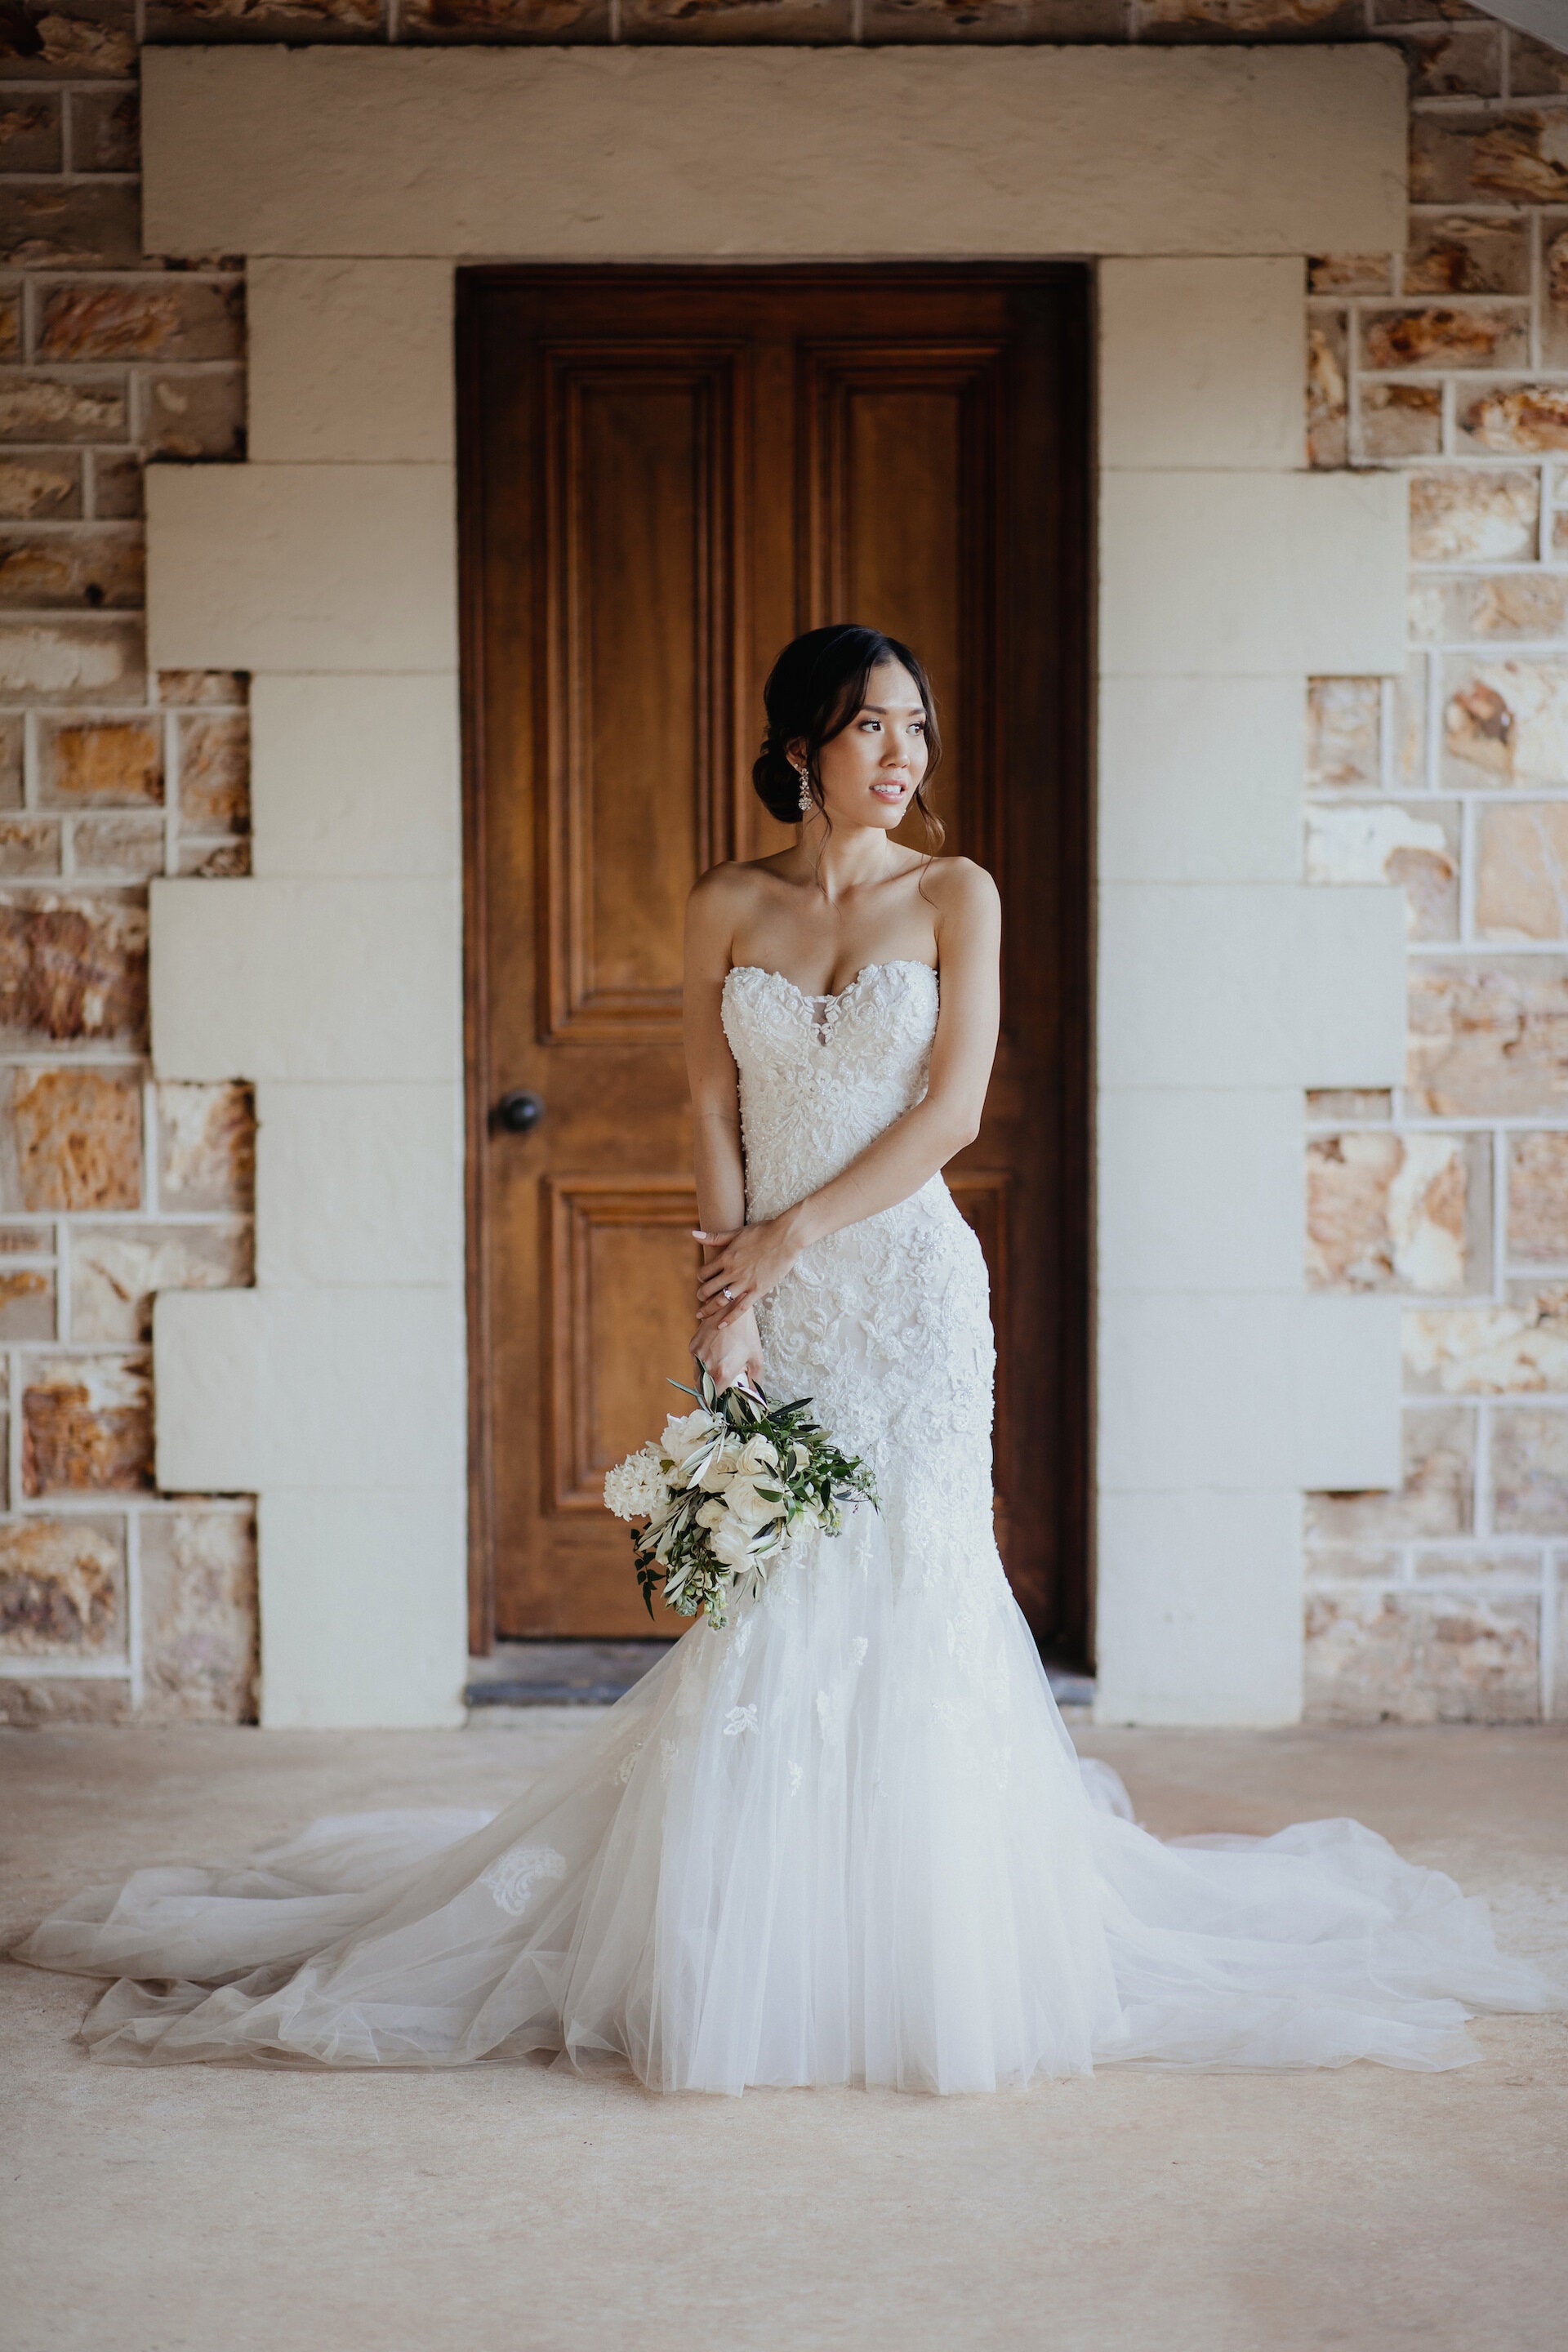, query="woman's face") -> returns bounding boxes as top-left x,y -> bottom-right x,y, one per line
801,659 -> 929,832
